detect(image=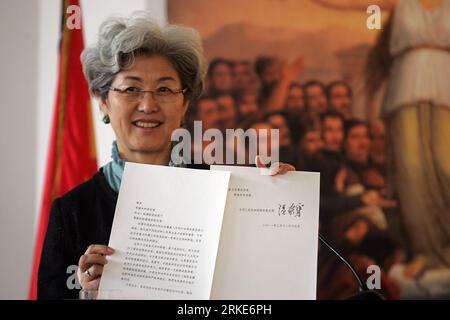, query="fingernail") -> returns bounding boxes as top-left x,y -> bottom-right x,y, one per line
107,247 -> 115,254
